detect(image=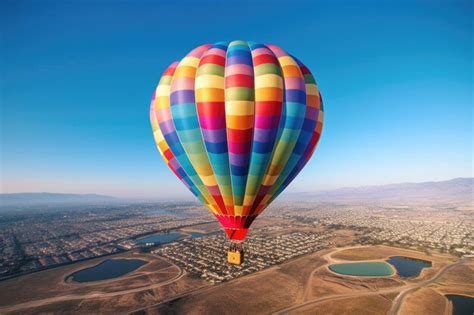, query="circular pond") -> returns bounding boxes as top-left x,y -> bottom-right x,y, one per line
69,259 -> 147,283
387,256 -> 432,278
329,262 -> 394,276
